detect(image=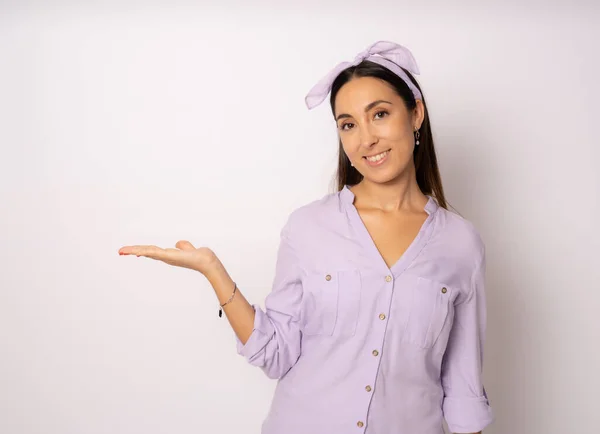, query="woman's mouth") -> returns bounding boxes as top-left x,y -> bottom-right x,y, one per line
364,150 -> 390,166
